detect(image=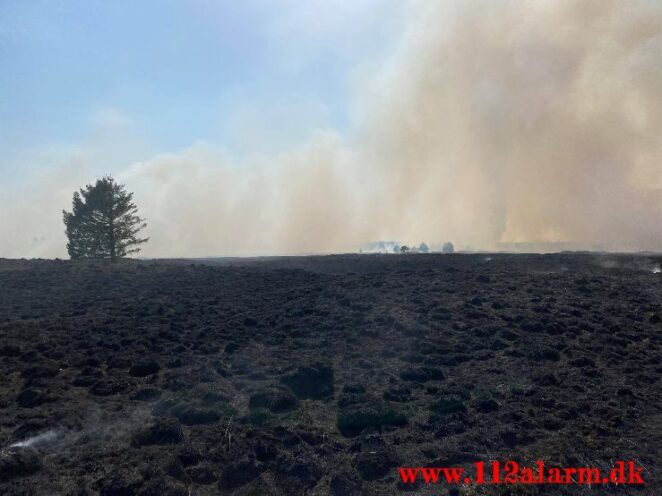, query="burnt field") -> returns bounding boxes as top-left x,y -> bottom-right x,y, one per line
0,254 -> 661,495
